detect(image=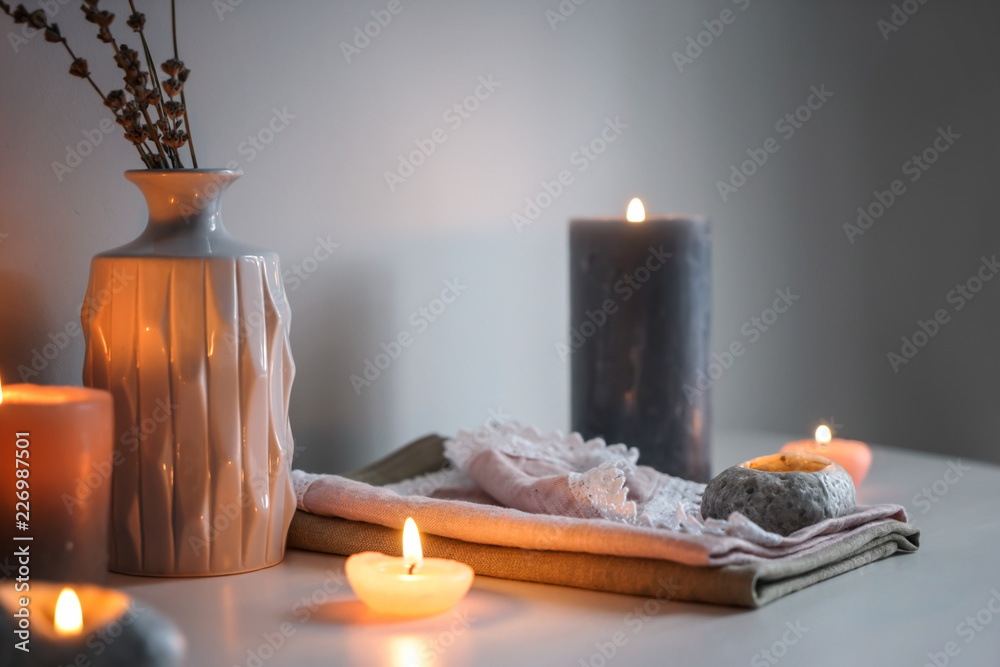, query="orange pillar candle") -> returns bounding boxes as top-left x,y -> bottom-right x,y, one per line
781,425 -> 872,486
346,518 -> 474,617
0,382 -> 114,583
